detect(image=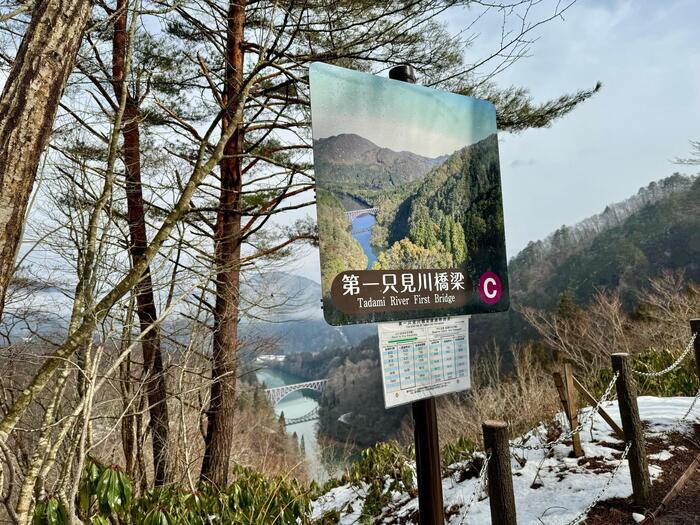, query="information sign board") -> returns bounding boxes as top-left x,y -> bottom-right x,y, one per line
309,62 -> 509,326
378,316 -> 470,408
